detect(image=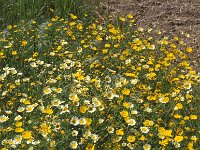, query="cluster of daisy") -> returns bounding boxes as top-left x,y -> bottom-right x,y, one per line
0,13 -> 199,150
